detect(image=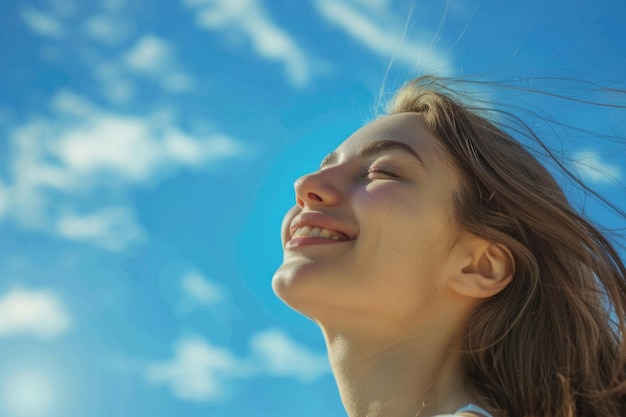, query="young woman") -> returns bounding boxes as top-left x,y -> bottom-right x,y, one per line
272,76 -> 626,417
